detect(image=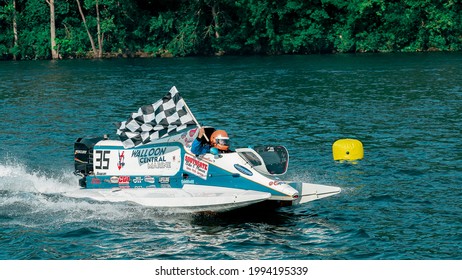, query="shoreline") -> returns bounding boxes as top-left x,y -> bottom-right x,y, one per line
1,48 -> 459,62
